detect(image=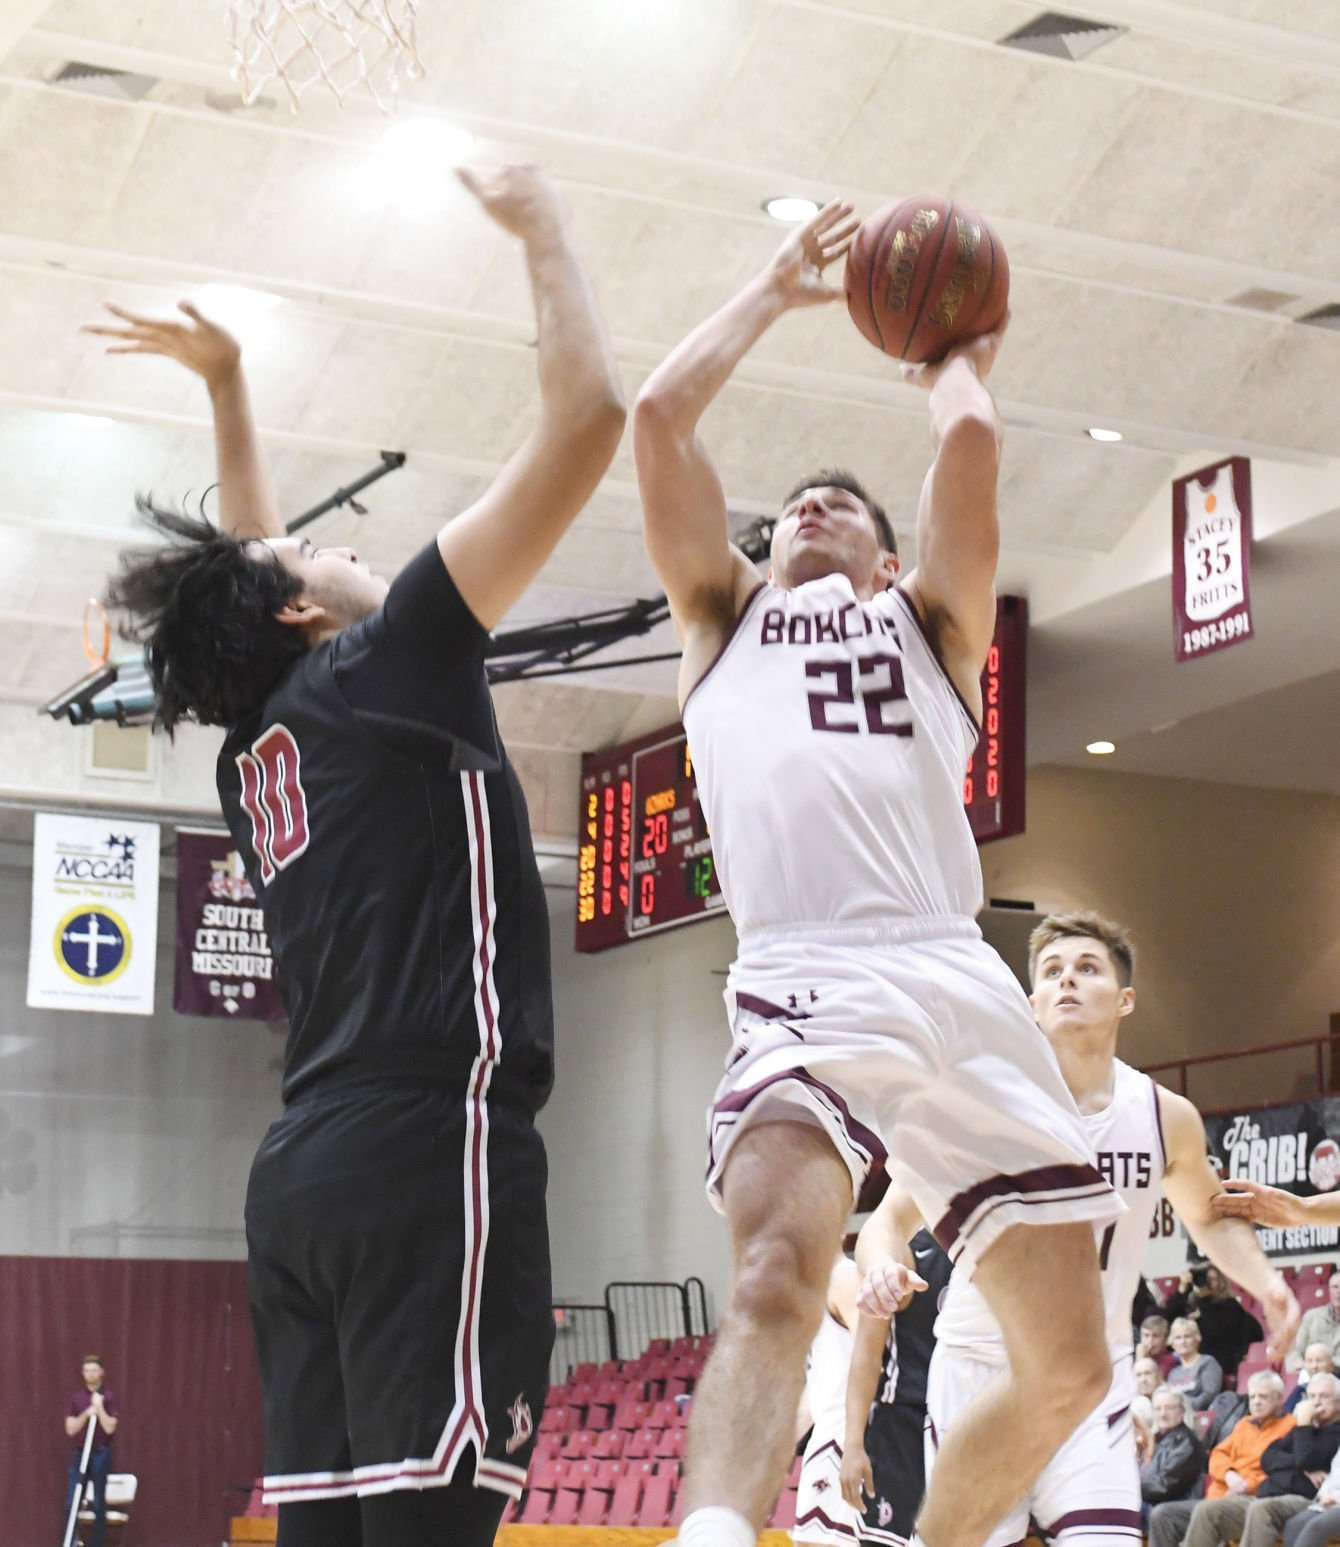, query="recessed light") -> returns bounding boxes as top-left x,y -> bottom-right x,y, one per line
1086,740 -> 1116,755
357,118 -> 477,213
1086,427 -> 1123,443
65,412 -> 115,428
379,117 -> 476,164
197,283 -> 285,319
763,196 -> 821,223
